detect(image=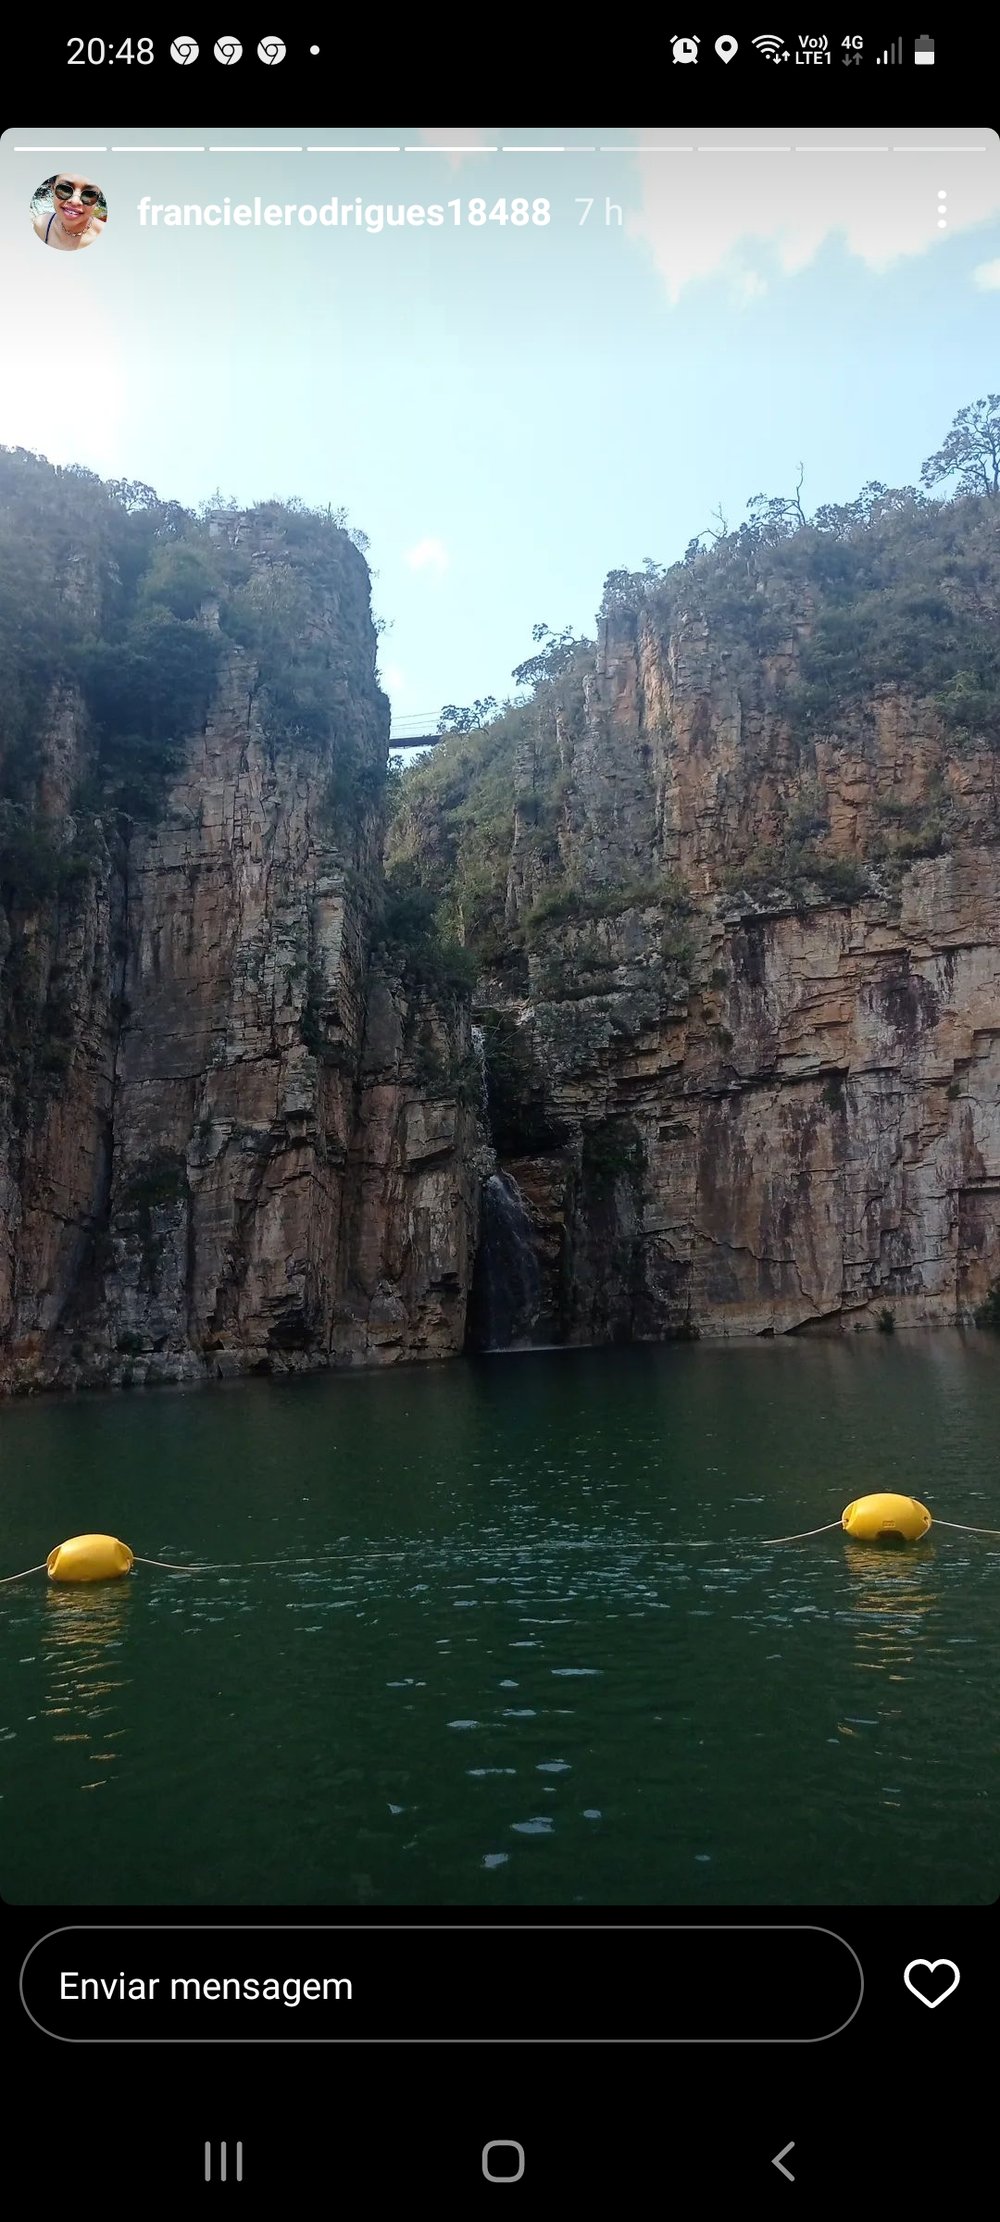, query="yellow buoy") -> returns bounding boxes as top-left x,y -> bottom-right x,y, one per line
46,1534 -> 134,1583
842,1493 -> 931,1544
